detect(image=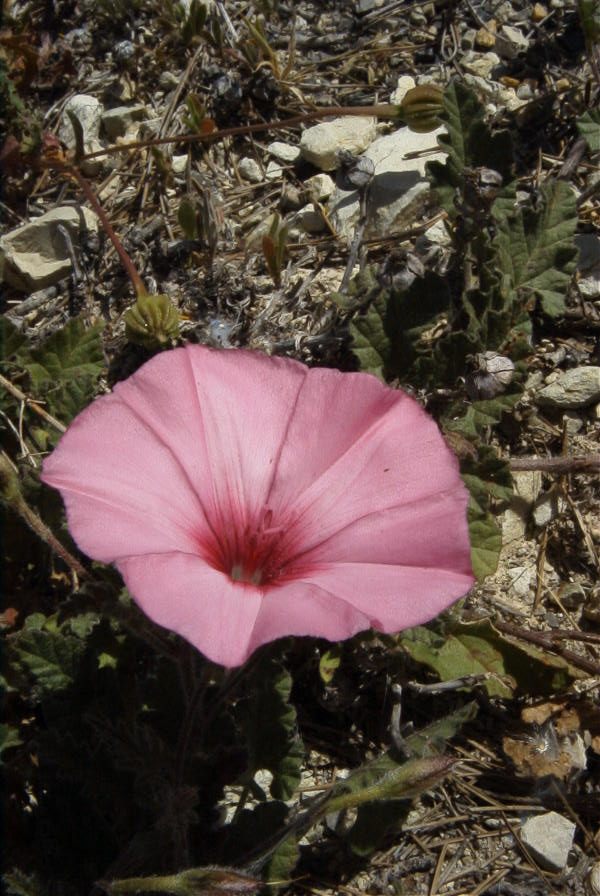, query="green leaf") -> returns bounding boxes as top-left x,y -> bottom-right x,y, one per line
401,622 -> 512,697
3,869 -> 44,896
446,389 -> 521,440
326,754 -> 455,812
64,612 -> 101,639
491,179 -> 578,317
26,317 -> 105,421
350,271 -> 452,382
577,108 -> 600,153
348,802 -> 408,857
0,723 -> 22,759
263,828 -> 300,890
319,647 -> 341,684
317,704 -> 477,837
0,317 -> 27,363
13,628 -> 84,693
461,447 -> 513,580
400,620 -> 579,698
468,496 -> 502,580
27,317 -> 104,389
427,80 -> 514,215
462,446 -> 513,506
349,285 -> 389,378
240,658 -> 303,802
404,701 -> 478,756
578,0 -> 600,44
226,801 -> 291,871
